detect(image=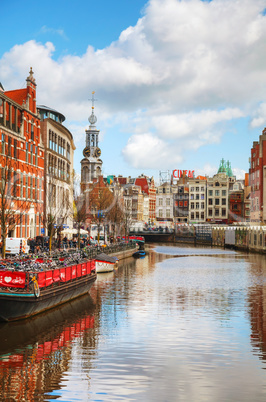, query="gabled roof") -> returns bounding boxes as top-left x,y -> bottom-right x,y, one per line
4,88 -> 27,106
117,177 -> 127,185
135,177 -> 149,195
